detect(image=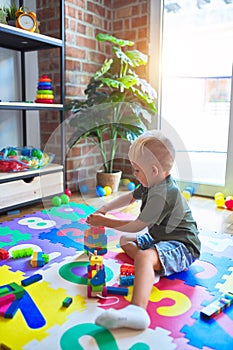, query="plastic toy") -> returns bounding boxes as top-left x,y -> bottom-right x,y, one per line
11,248 -> 33,259
80,184 -> 89,194
182,186 -> 195,201
104,185 -> 112,196
60,194 -> 70,204
30,252 -> 49,267
0,249 -> 9,260
0,146 -> 54,172
35,75 -> 54,104
21,274 -> 42,287
200,292 -> 233,320
64,188 -> 72,197
225,196 -> 233,210
62,297 -> 73,307
120,264 -> 135,286
123,178 -> 131,186
96,186 -> 106,197
127,181 -> 136,191
52,196 -> 62,207
84,226 -> 107,255
87,251 -> 128,298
